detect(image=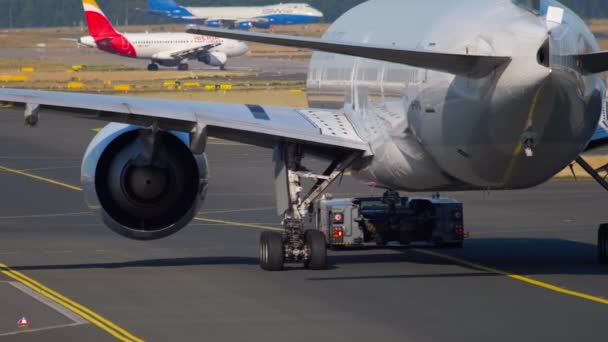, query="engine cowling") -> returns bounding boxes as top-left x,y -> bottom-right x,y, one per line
82,123 -> 209,241
198,51 -> 227,67
236,21 -> 253,30
253,21 -> 271,29
205,19 -> 222,27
